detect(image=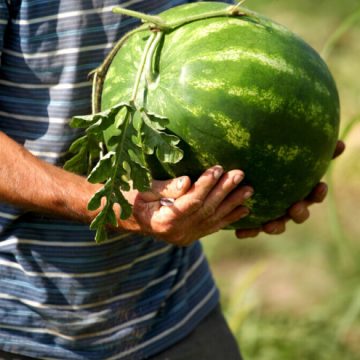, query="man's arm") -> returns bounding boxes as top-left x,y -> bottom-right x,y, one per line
0,131 -> 253,245
0,130 -> 344,245
0,131 -> 100,223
